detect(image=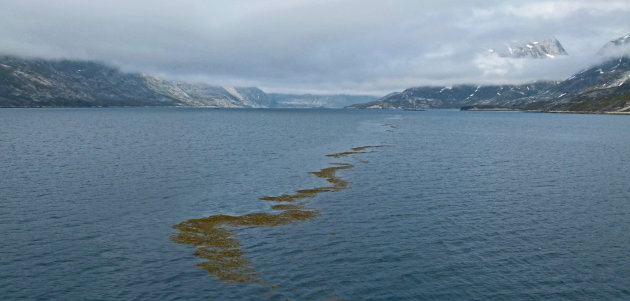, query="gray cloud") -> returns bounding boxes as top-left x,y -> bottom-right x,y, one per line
1,0 -> 628,94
